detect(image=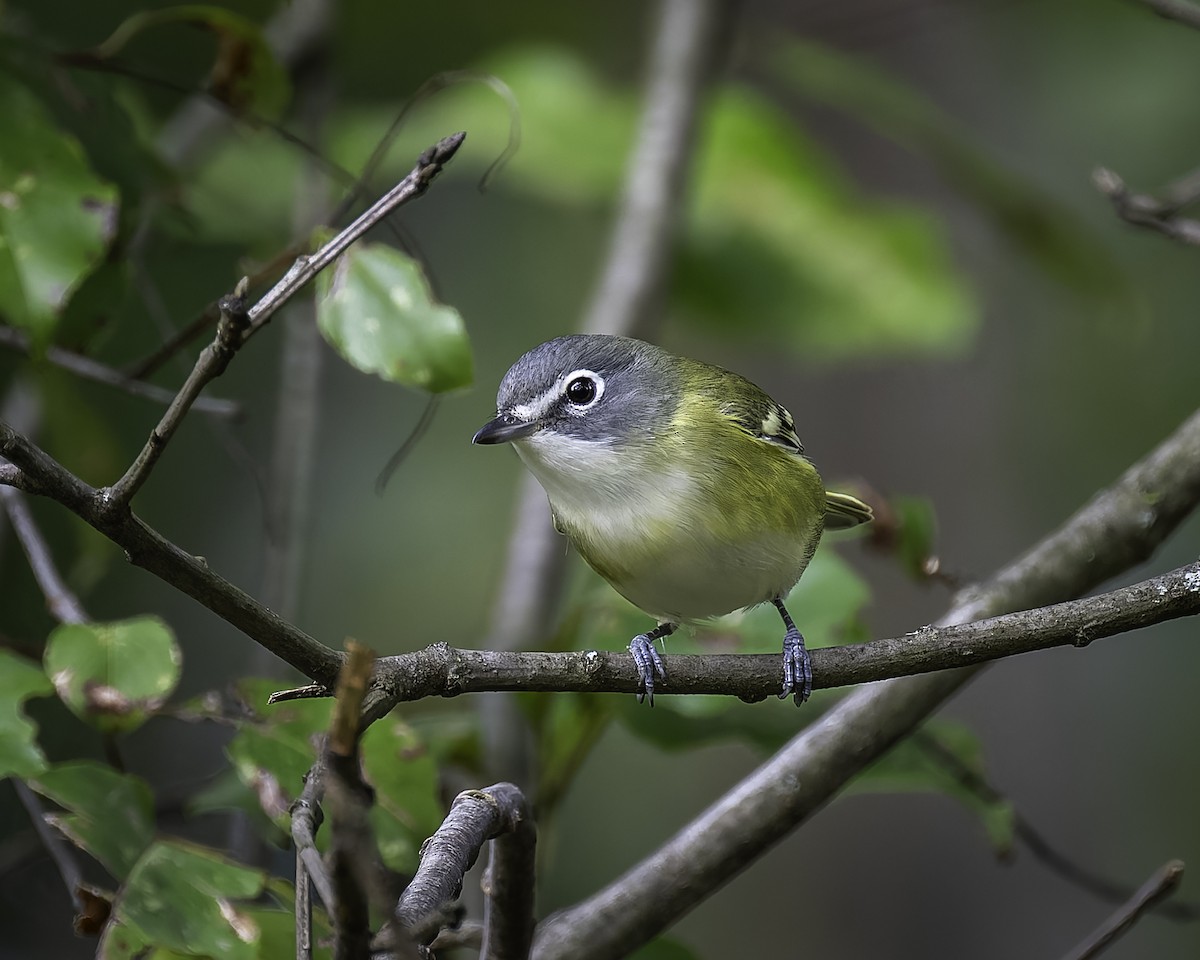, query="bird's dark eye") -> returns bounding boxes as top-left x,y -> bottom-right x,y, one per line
566,376 -> 597,406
